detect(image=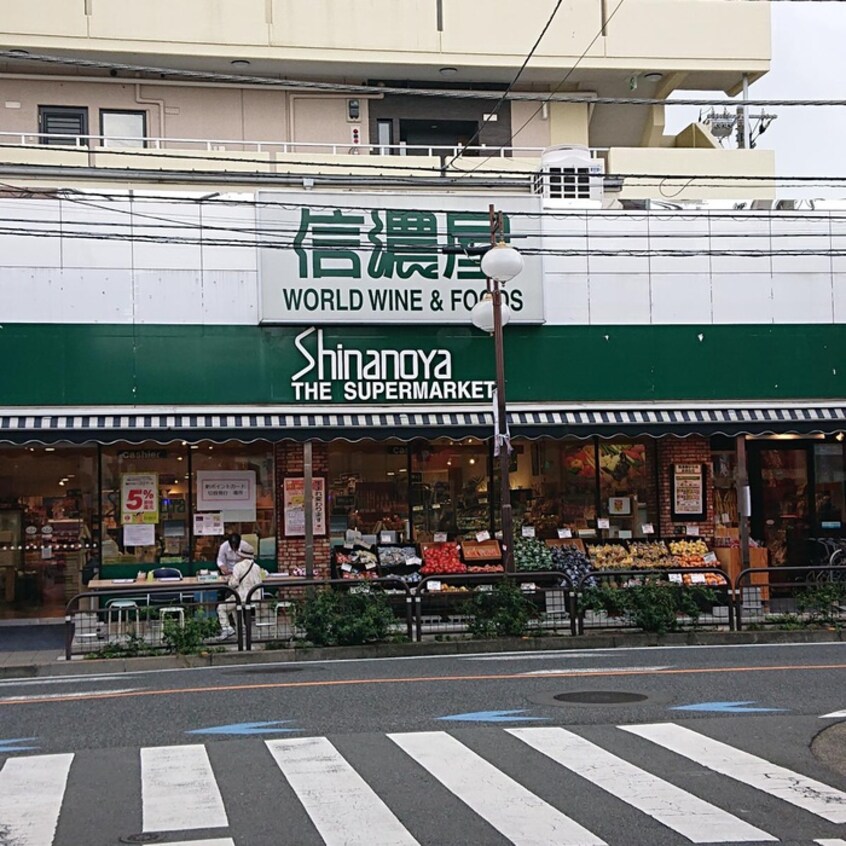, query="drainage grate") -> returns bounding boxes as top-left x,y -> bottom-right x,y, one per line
554,691 -> 648,704
120,834 -> 166,844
